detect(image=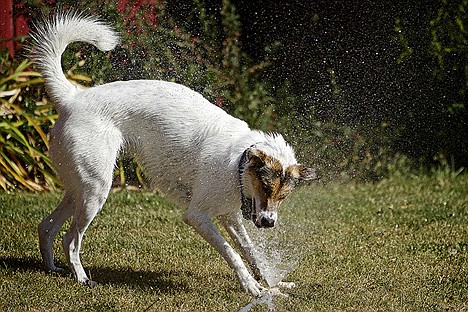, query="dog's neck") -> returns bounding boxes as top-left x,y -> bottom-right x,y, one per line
238,148 -> 253,220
